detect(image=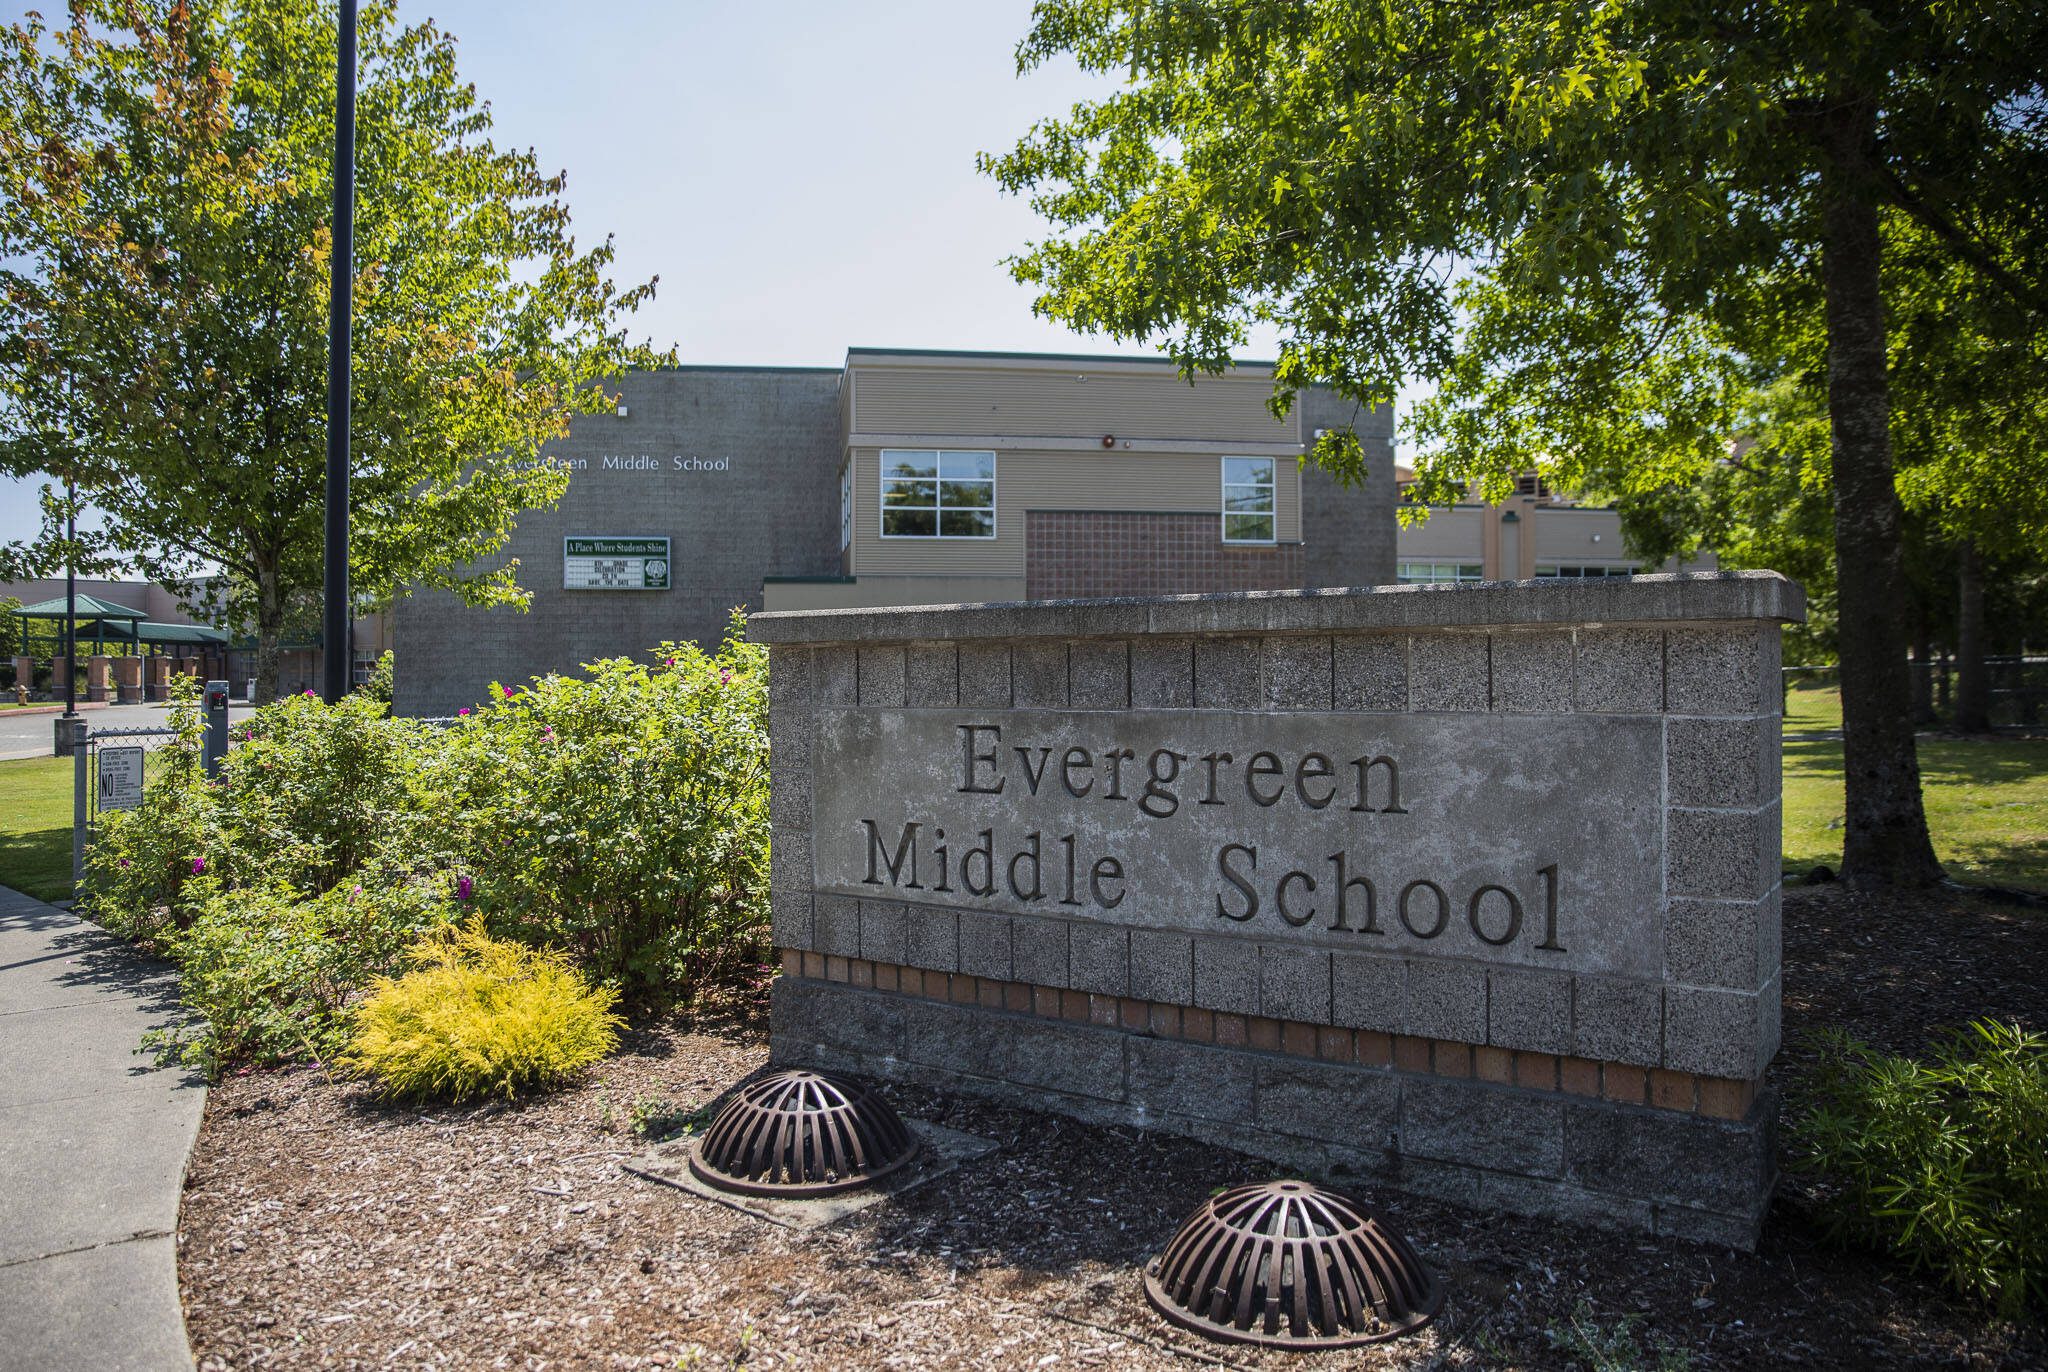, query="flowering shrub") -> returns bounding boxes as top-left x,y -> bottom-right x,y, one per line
88,612 -> 770,1072
345,920 -> 622,1101
144,878 -> 458,1075
86,677 -> 217,941
211,690 -> 456,893
433,612 -> 771,1002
